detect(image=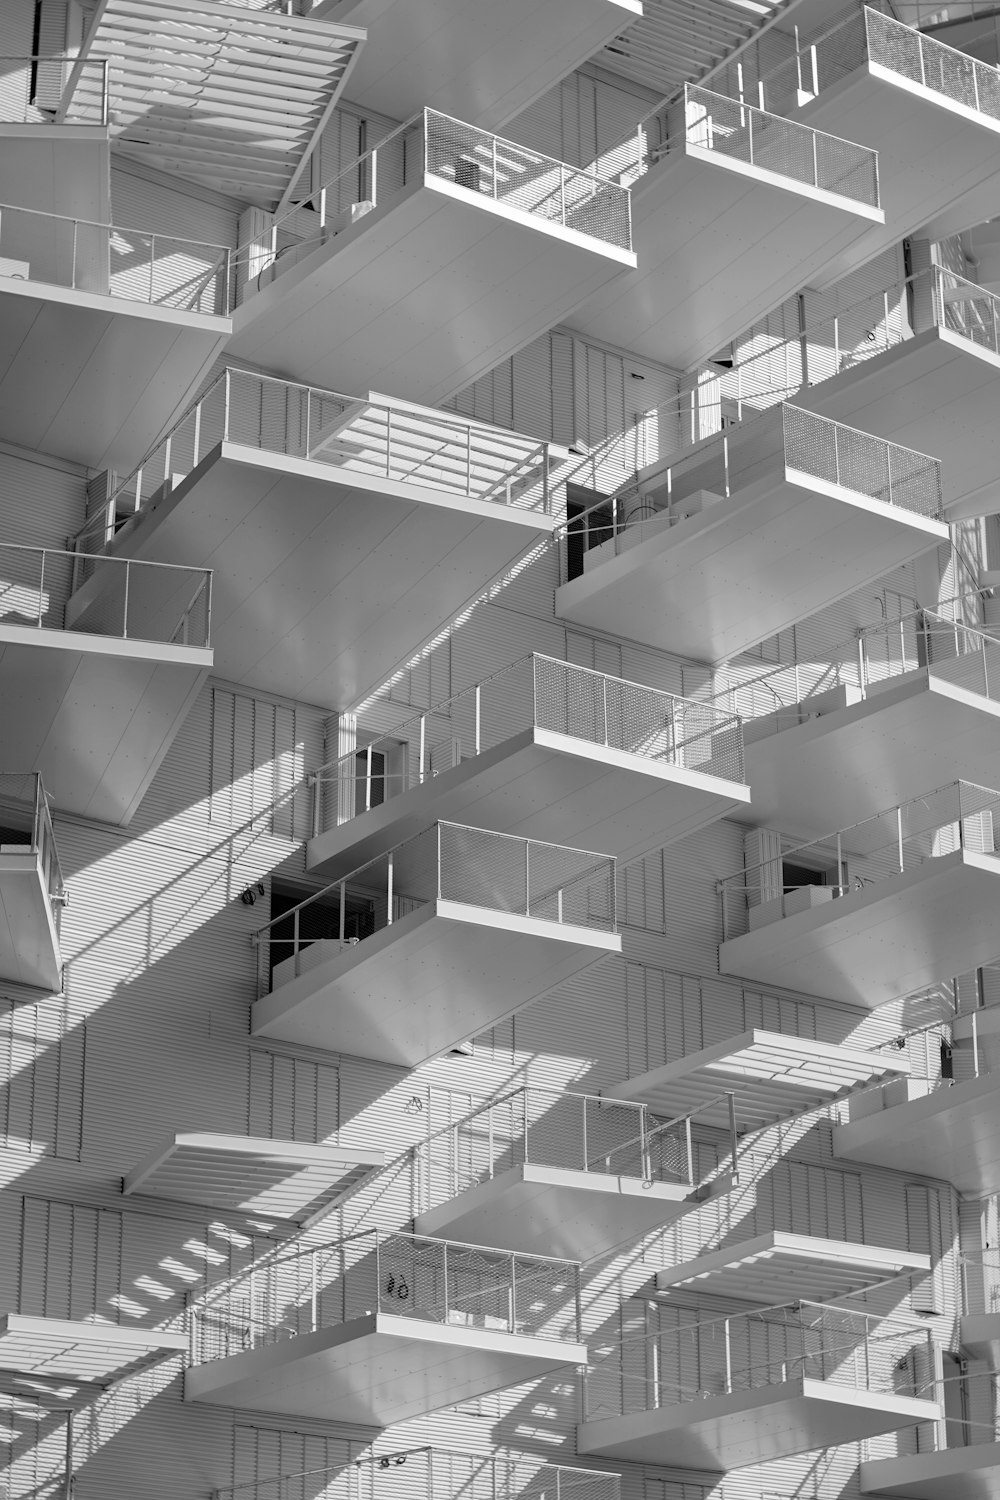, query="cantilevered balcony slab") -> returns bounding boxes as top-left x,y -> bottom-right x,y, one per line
307,654 -> 748,880
228,109 -> 634,405
254,823 -> 620,1067
0,1315 -> 187,1402
861,1443 -> 1000,1499
568,85 -> 884,372
123,1133 -> 384,1225
0,545 -> 212,825
834,1071 -> 1000,1194
0,204 -> 230,471
609,1029 -> 911,1131
319,0 -> 642,129
187,1310 -> 585,1423
578,1380 -> 939,1472
67,378 -> 556,708
722,851 -> 1000,1010
652,1232 -> 930,1304
555,405 -> 946,666
781,7 -> 1000,286
744,659 -> 1000,840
